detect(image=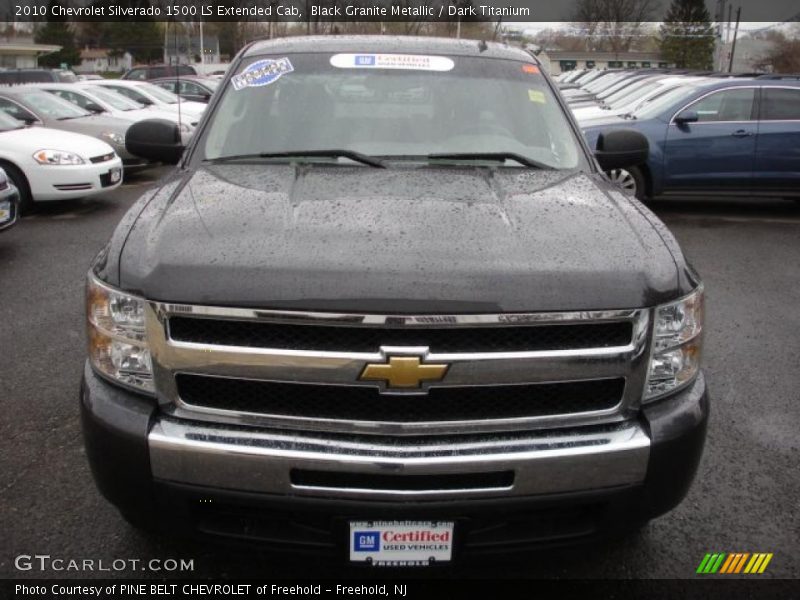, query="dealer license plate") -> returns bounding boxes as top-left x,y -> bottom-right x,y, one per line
349,521 -> 454,566
109,167 -> 122,183
0,200 -> 10,223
